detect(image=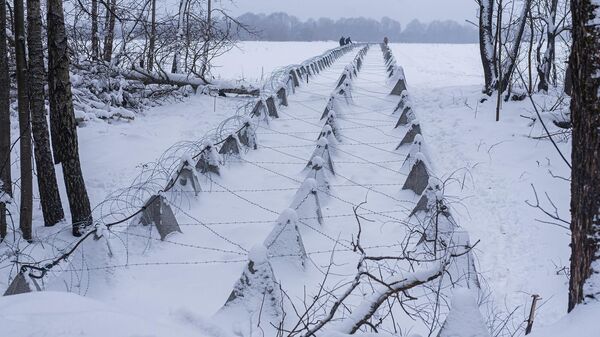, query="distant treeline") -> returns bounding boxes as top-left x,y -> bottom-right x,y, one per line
236,12 -> 478,44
